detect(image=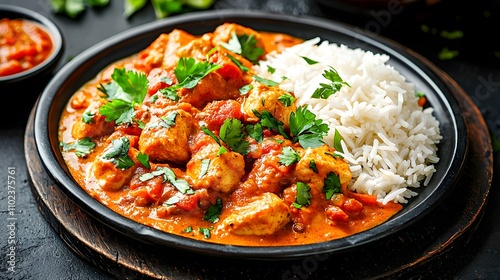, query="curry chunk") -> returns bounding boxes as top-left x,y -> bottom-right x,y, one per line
219,192 -> 290,236
139,110 -> 194,165
212,23 -> 266,61
71,99 -> 115,139
241,81 -> 296,129
294,145 -> 352,192
186,138 -> 245,193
